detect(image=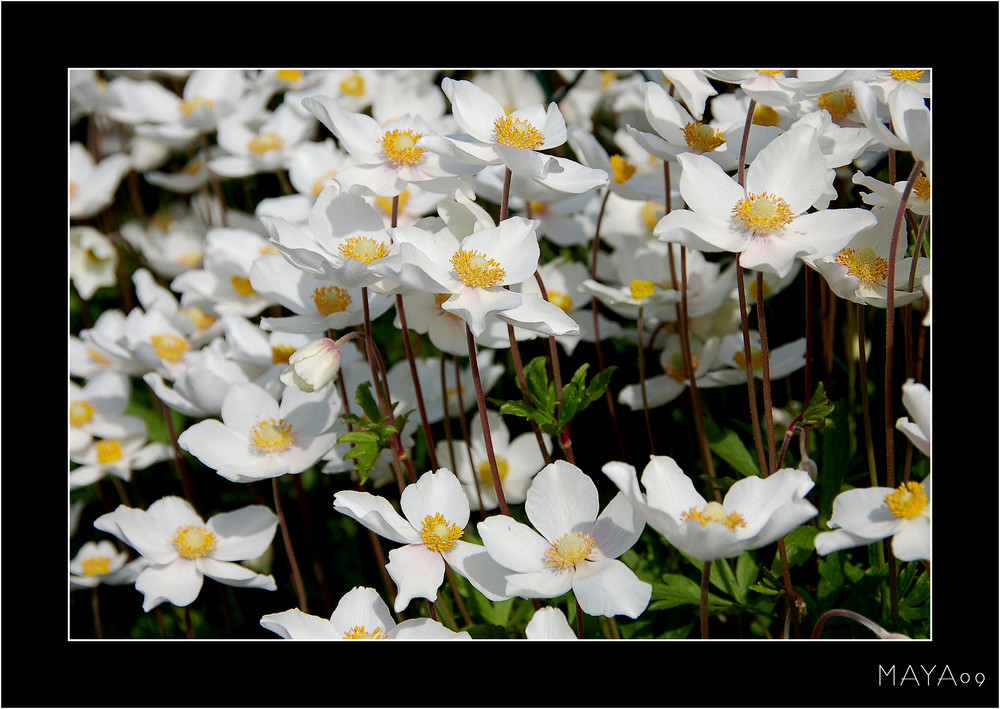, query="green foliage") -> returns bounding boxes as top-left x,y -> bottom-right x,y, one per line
494,356 -> 616,437
337,382 -> 411,486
